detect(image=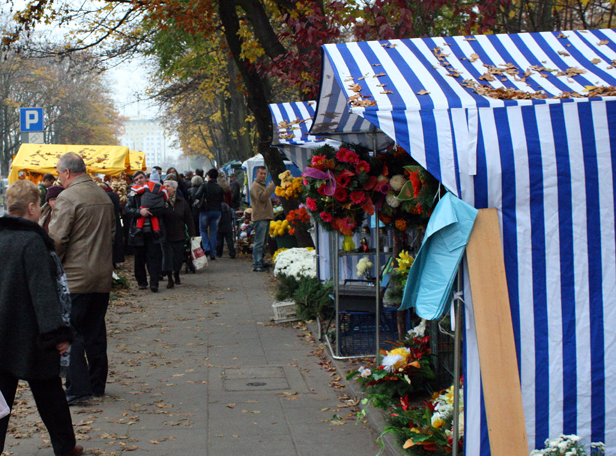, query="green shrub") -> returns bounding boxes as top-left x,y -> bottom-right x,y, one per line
292,278 -> 333,321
